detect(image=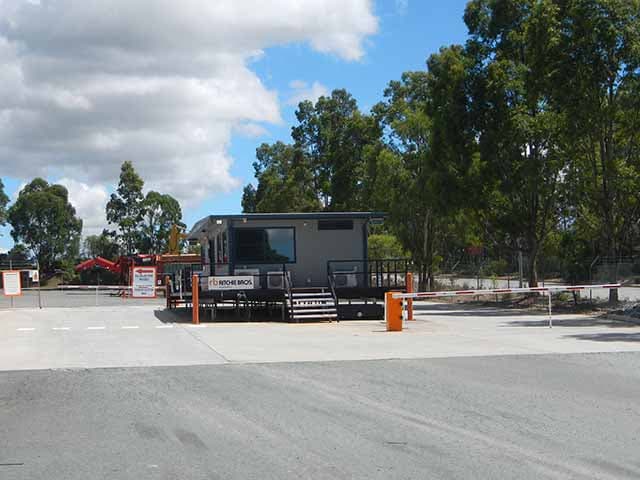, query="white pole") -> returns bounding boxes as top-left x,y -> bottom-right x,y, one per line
548,291 -> 552,328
